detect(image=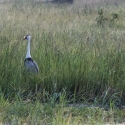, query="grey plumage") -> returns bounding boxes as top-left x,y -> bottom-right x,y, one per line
24,58 -> 39,73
